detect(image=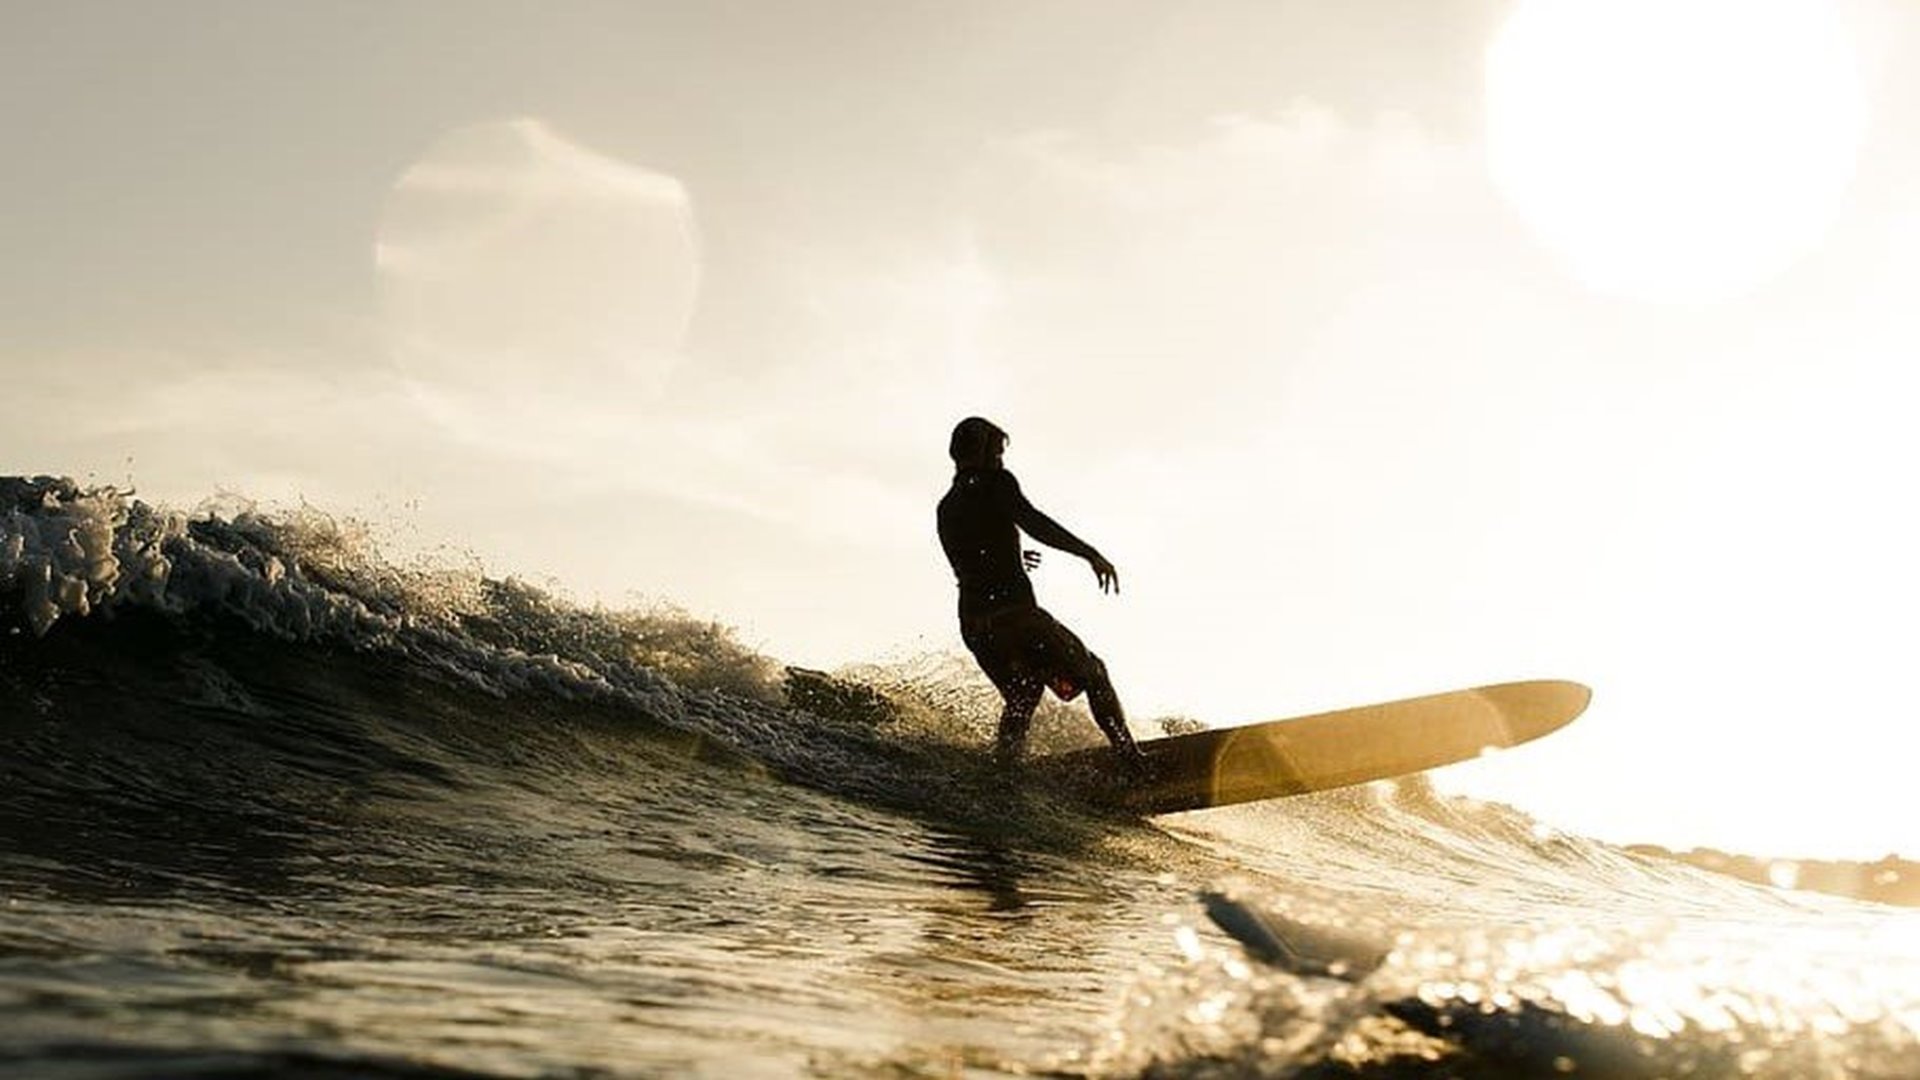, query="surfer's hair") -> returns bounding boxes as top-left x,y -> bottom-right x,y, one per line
949,417 -> 1008,464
